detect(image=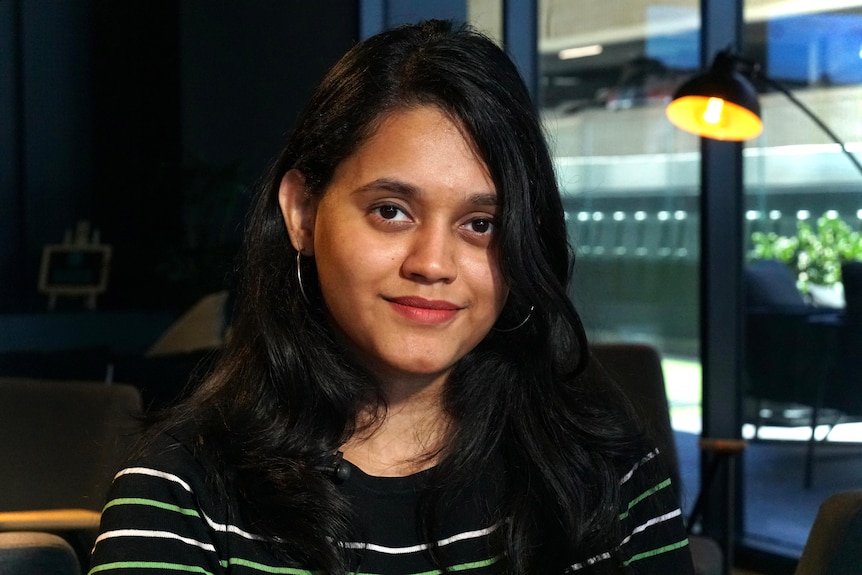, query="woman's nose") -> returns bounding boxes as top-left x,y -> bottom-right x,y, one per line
401,224 -> 458,284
